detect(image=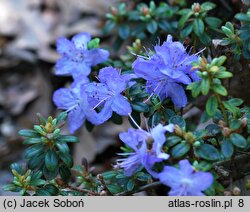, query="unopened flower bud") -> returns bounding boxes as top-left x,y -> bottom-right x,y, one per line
202,71 -> 208,77
100,190 -> 108,196
184,132 -> 195,144
193,3 -> 201,13
193,141 -> 201,147
111,7 -> 118,16
174,125 -> 183,137
200,57 -> 207,69
222,127 -> 231,137
241,117 -> 248,128
232,186 -> 241,196
141,6 -> 150,16
218,120 -> 227,127
45,122 -> 53,133
209,66 -> 219,73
